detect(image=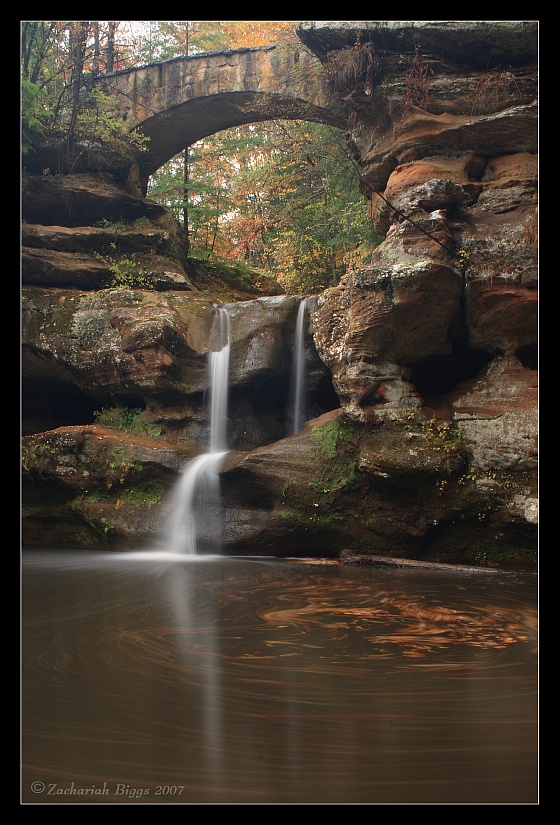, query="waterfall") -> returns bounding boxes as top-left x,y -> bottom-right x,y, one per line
168,307 -> 231,555
290,298 -> 307,435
